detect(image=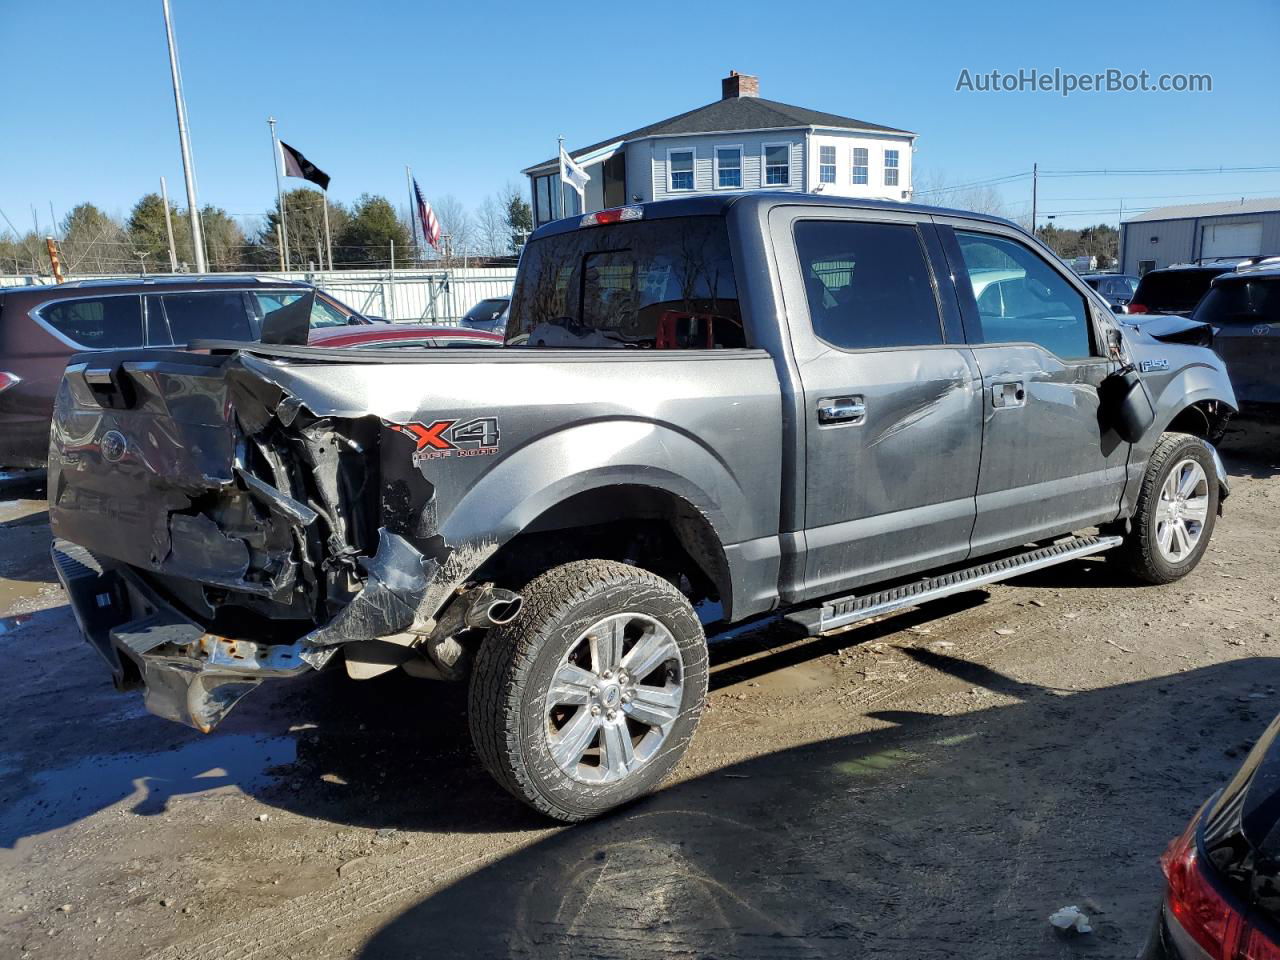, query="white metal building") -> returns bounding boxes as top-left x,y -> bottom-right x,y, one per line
1119,198 -> 1280,274
522,72 -> 916,228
